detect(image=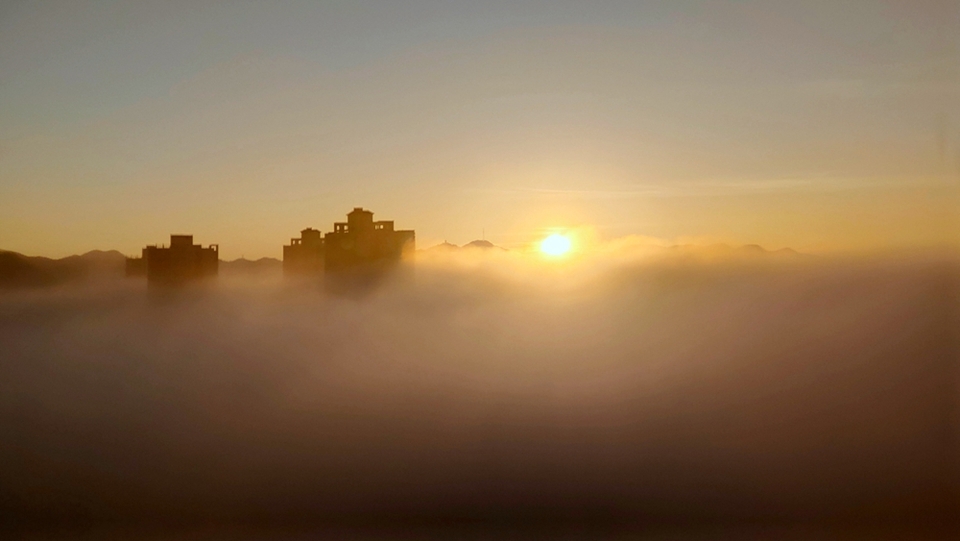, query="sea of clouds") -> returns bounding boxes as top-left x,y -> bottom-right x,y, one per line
1,244 -> 957,534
